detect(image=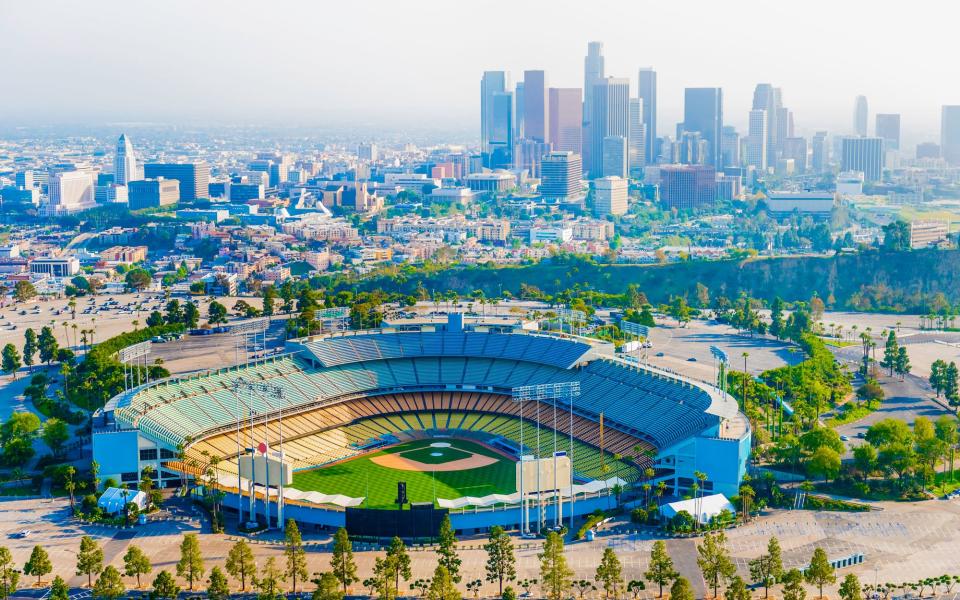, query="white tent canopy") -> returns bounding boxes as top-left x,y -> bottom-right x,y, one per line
98,487 -> 148,514
661,493 -> 735,524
